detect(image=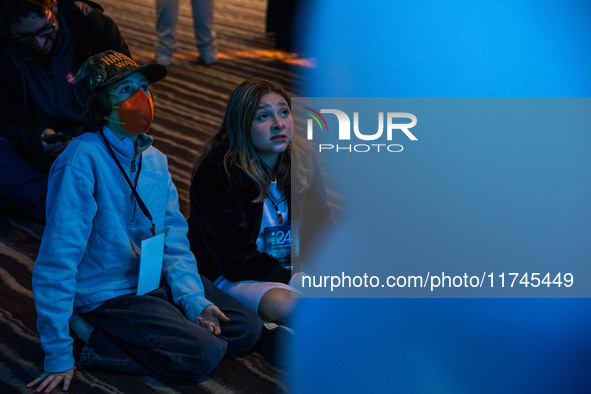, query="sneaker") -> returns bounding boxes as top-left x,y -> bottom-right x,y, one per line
197,47 -> 219,66
258,322 -> 294,367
